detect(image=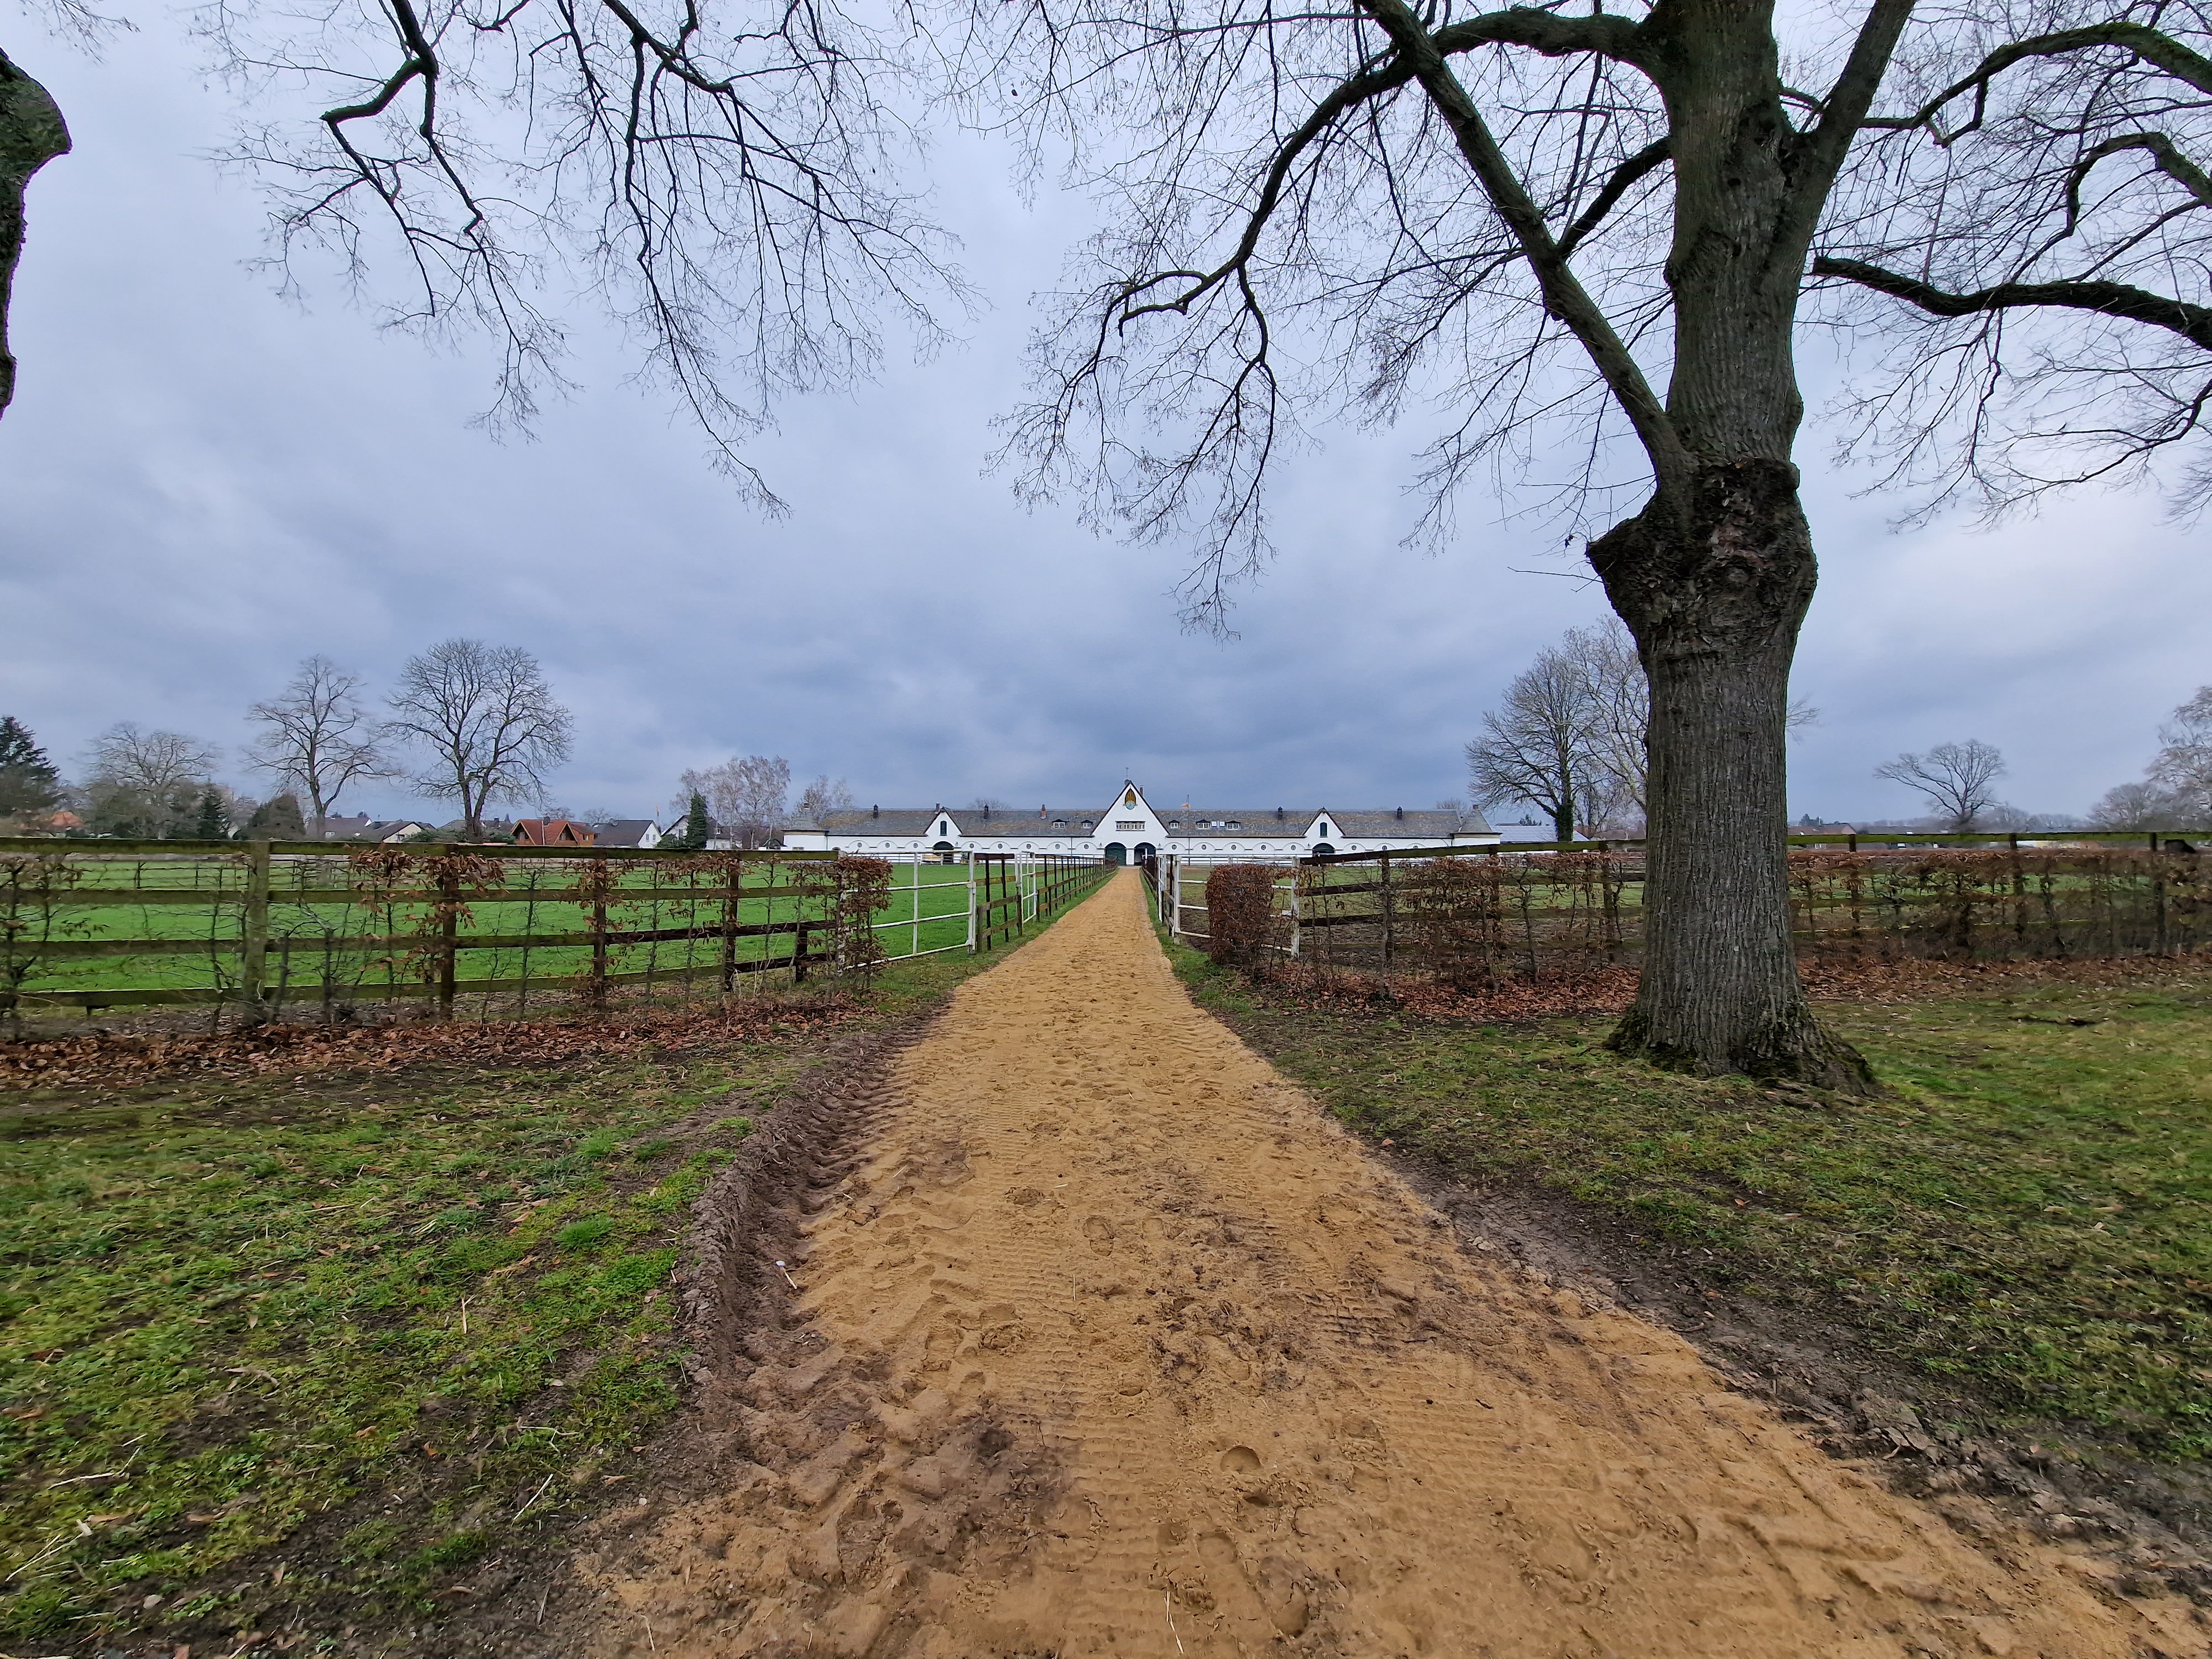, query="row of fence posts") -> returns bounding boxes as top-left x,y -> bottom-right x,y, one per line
1155,835 -> 2205,972
1,841 -> 1115,1026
